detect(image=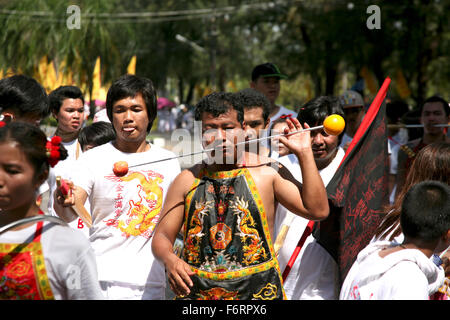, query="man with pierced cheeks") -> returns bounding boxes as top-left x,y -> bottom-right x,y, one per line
152,91 -> 329,300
